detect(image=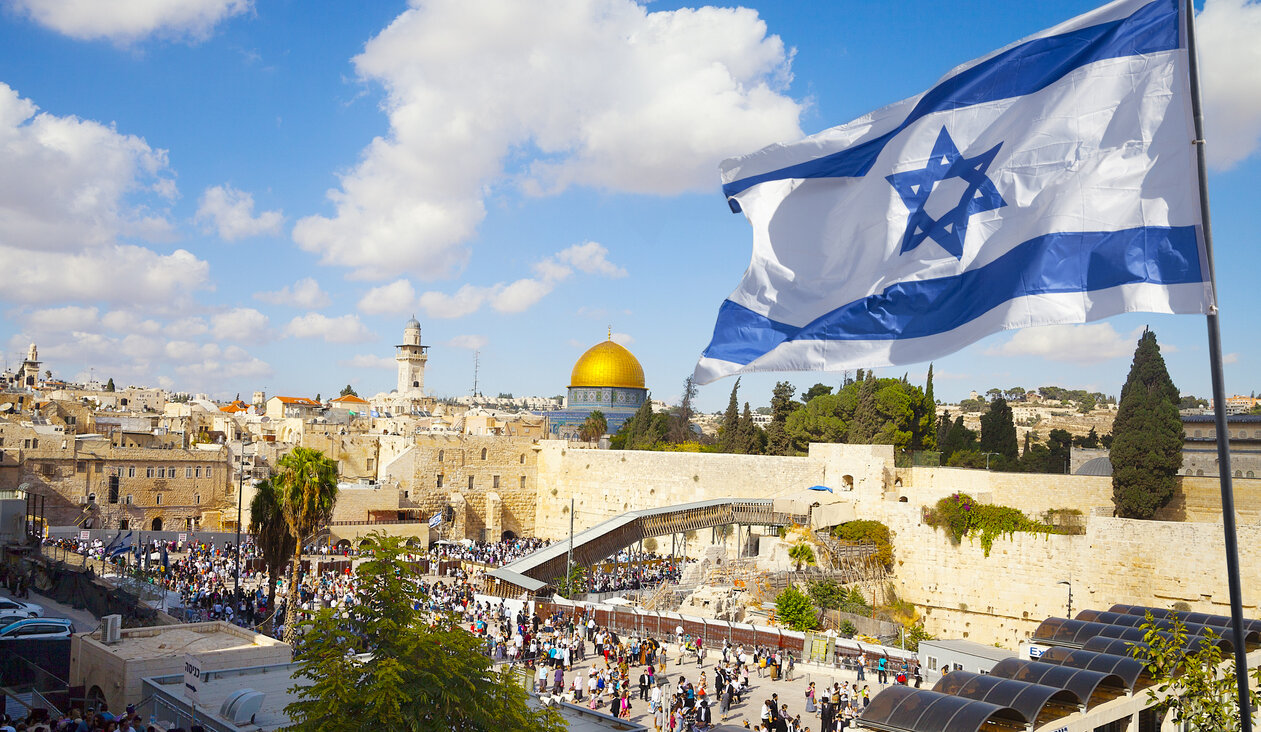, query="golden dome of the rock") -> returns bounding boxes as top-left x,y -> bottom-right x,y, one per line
569,339 -> 646,389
